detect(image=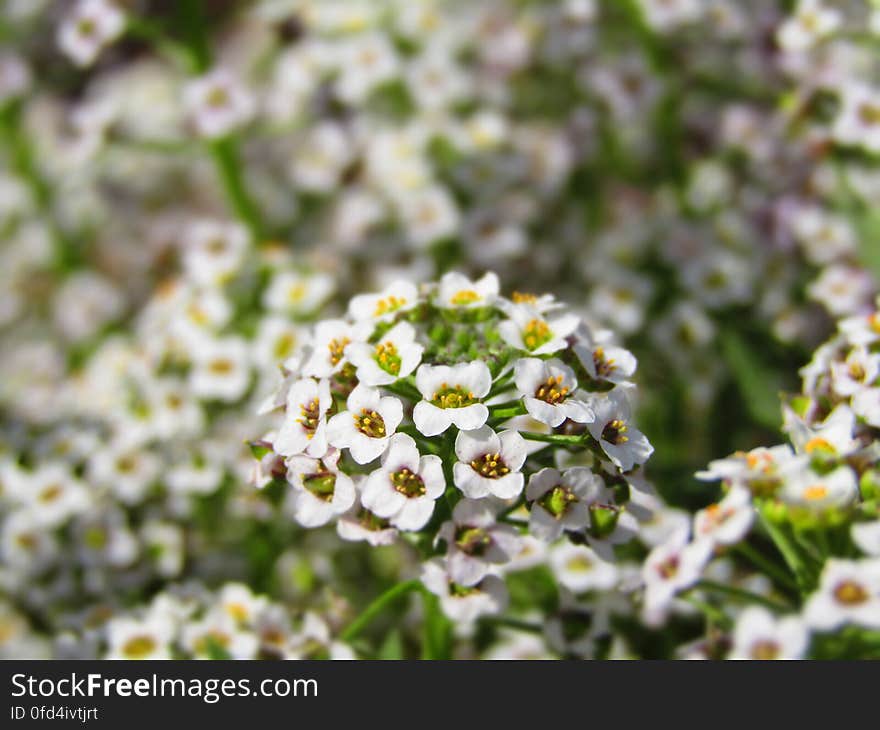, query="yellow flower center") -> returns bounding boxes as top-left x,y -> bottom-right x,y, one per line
297,398 -> 320,438
534,374 -> 569,405
355,409 -> 387,439
122,635 -> 157,659
522,319 -> 553,351
833,580 -> 869,606
373,296 -> 407,317
328,337 -> 350,366
450,289 -> 481,306
431,384 -> 476,409
470,452 -> 510,479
